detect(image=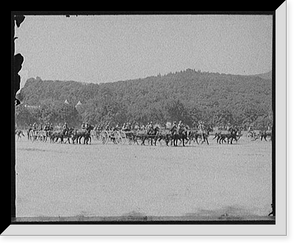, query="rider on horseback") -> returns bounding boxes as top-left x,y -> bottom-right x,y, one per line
32,122 -> 38,130
170,121 -> 177,135
178,120 -> 183,132
62,122 -> 69,136
113,124 -> 119,131
146,121 -> 154,135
